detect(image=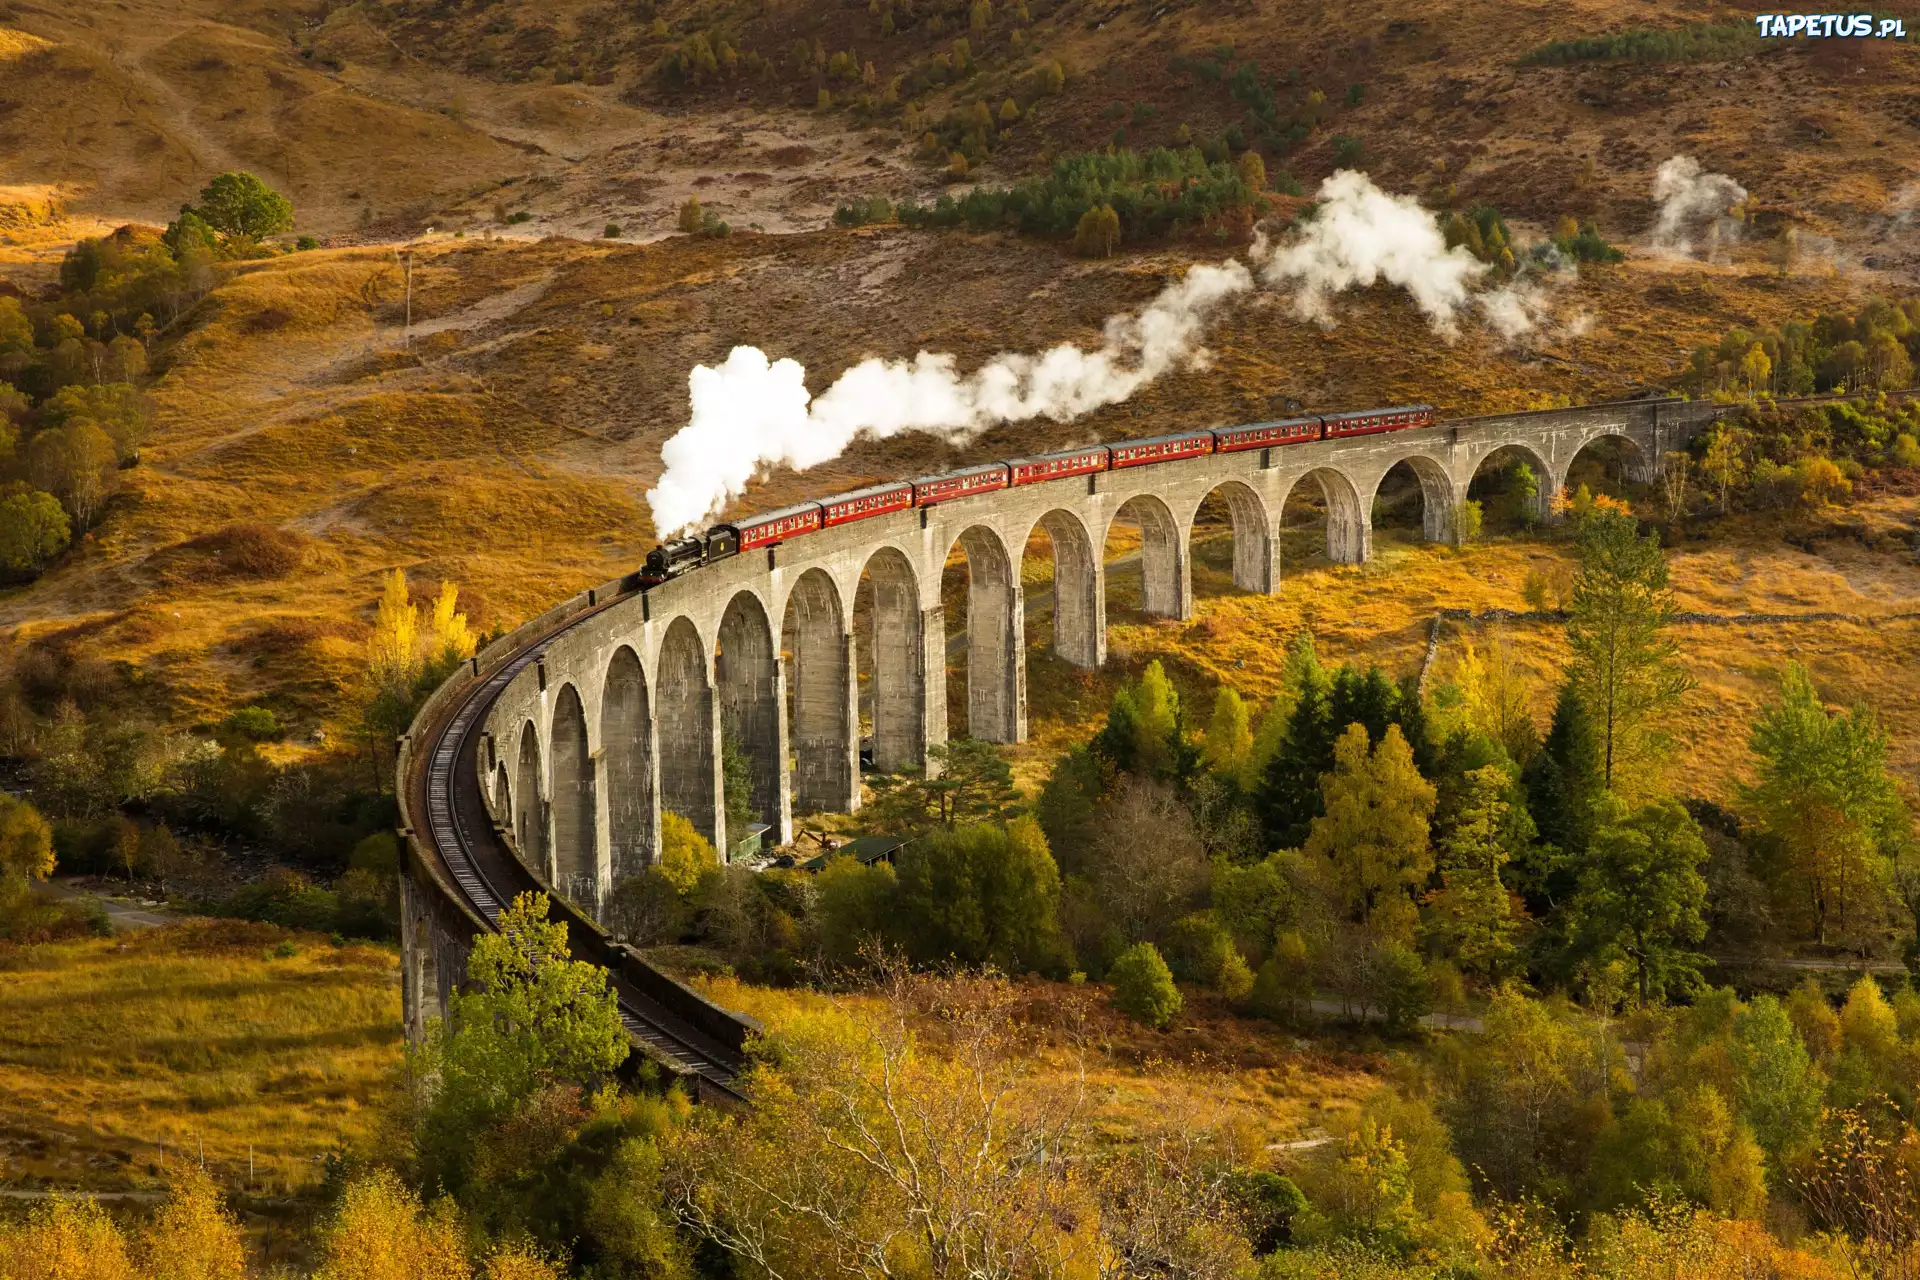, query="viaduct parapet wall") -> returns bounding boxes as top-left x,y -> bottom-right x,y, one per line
455,396 -> 1725,927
